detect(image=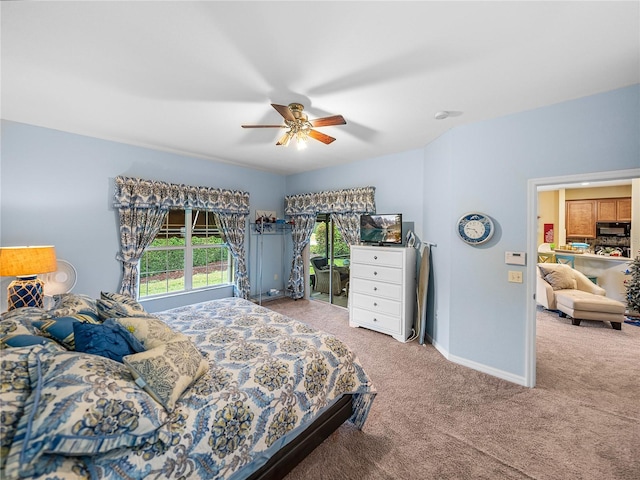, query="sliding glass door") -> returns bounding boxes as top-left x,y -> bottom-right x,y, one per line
309,214 -> 350,307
